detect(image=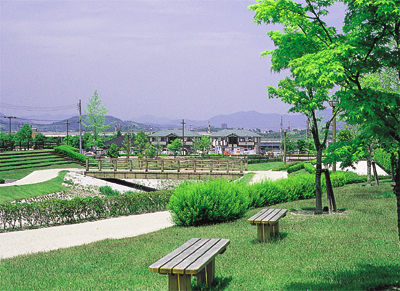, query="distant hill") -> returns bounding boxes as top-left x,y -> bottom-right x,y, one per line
135,110 -> 330,131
